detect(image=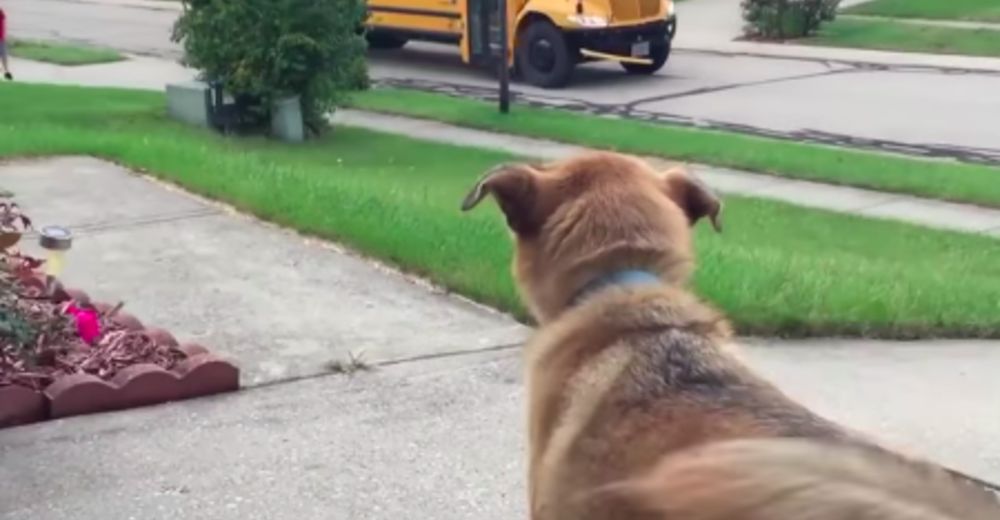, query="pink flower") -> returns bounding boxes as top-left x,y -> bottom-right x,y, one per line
65,303 -> 101,345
